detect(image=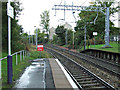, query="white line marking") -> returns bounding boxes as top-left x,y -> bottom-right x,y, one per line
55,59 -> 78,89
